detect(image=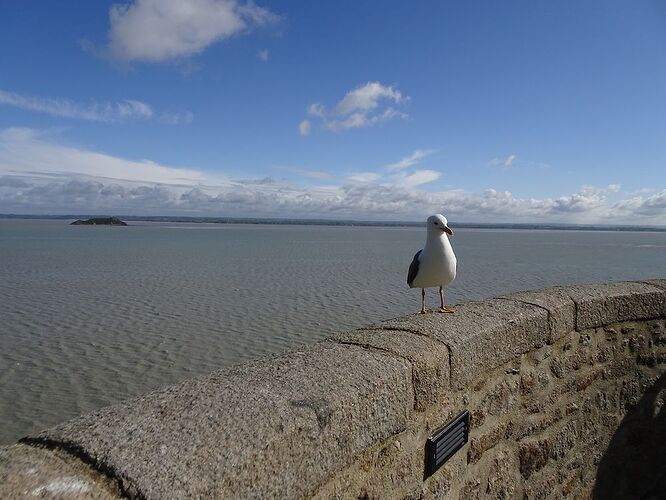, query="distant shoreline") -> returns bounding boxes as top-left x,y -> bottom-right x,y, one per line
1,213 -> 665,232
